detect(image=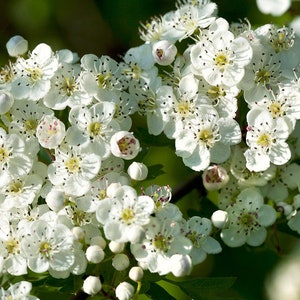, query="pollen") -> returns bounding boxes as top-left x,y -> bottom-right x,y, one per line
65,156 -> 80,173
